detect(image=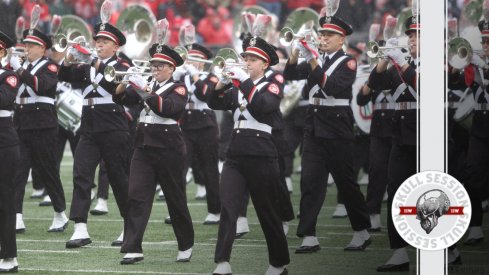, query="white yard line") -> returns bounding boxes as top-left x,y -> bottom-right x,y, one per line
21,268 -> 254,275
19,249 -> 79,253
